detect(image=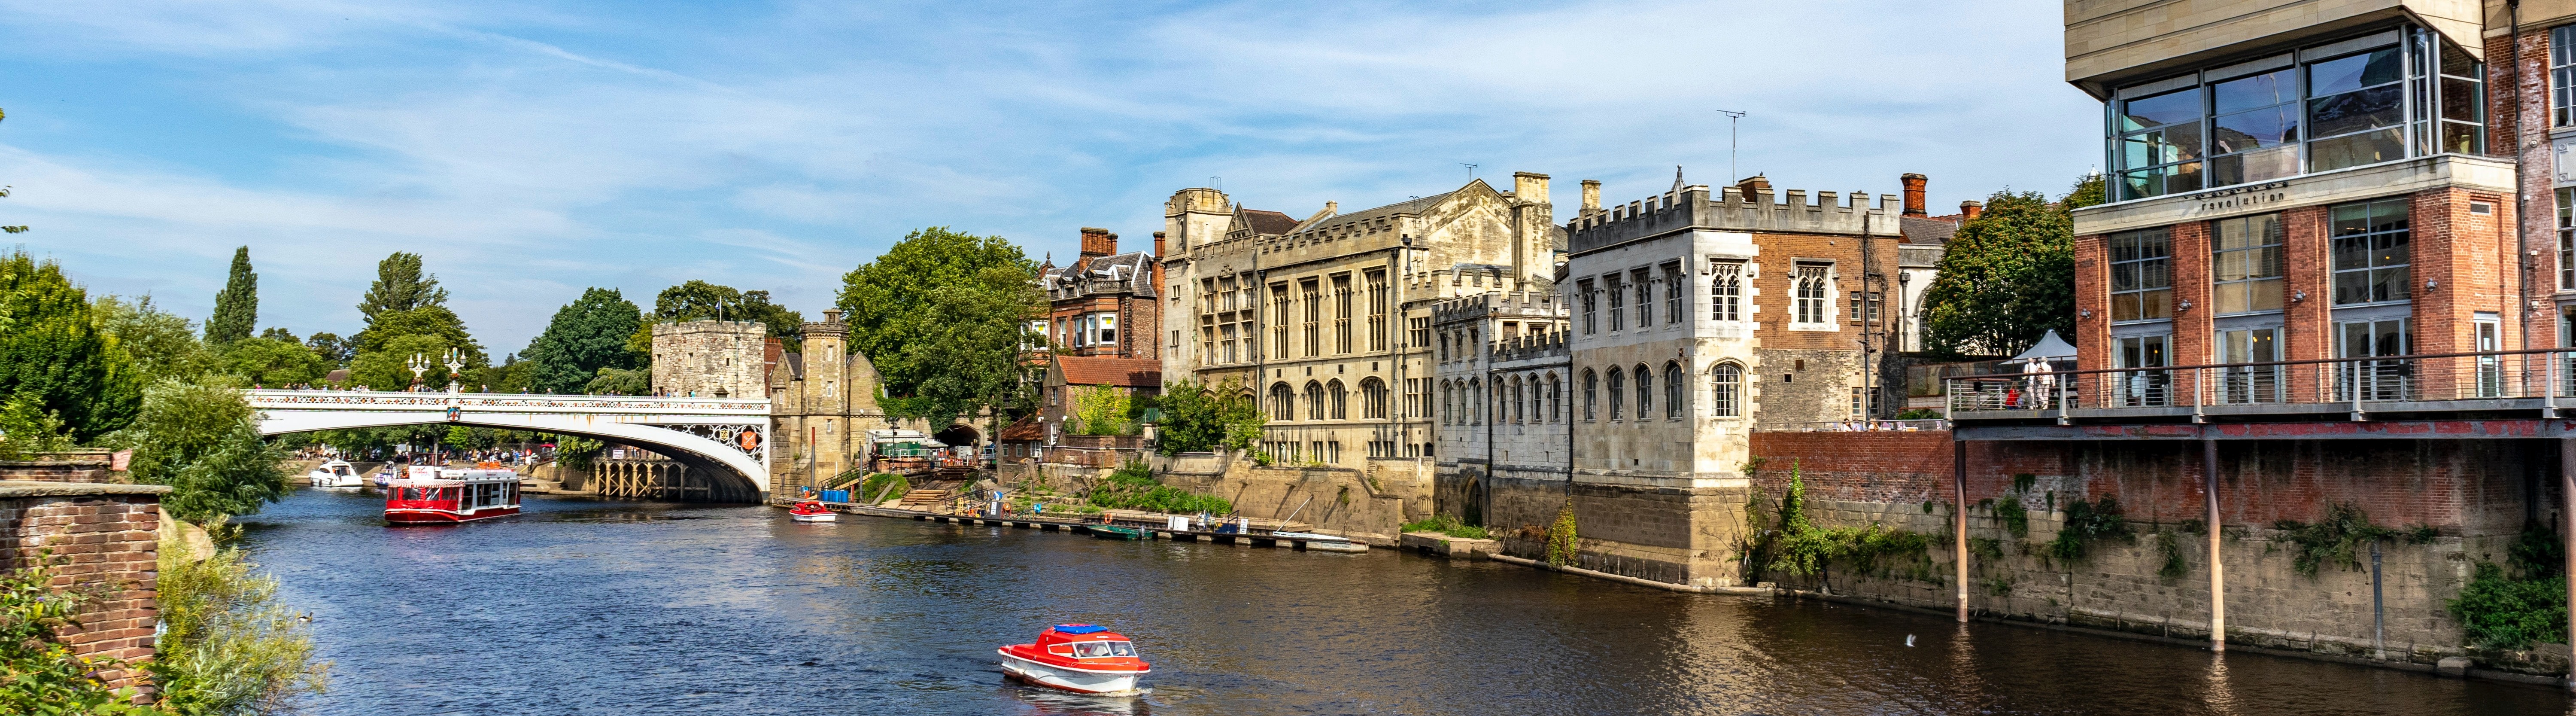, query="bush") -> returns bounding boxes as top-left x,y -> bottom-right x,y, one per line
151,529 -> 327,714
2044,494 -> 2129,563
1085,461 -> 1231,515
1546,501 -> 1580,566
858,473 -> 910,503
2449,562 -> 2568,649
101,378 -> 291,522
0,551 -> 166,715
1400,513 -> 1489,539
